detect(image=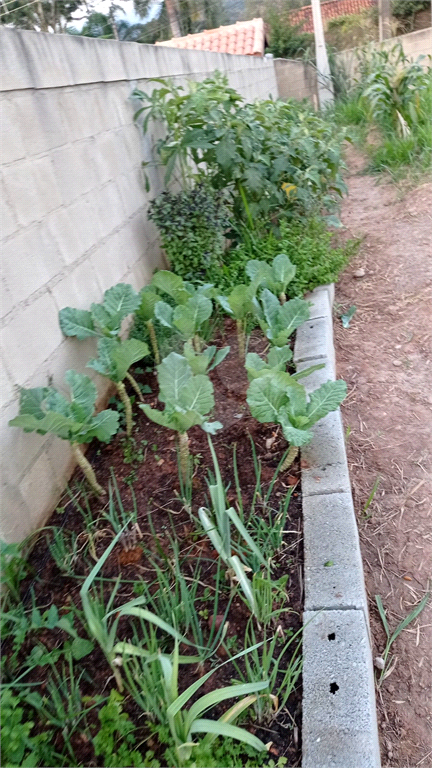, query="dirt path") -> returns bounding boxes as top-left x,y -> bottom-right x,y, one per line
334,150 -> 432,768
